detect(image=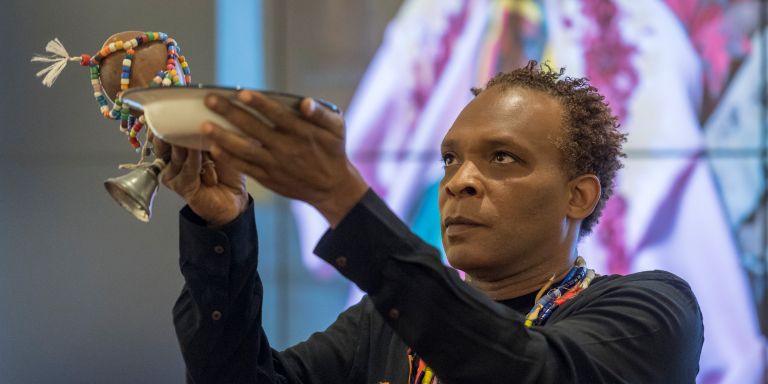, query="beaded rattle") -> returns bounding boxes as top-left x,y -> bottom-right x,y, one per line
32,31 -> 192,221
32,31 -> 191,155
